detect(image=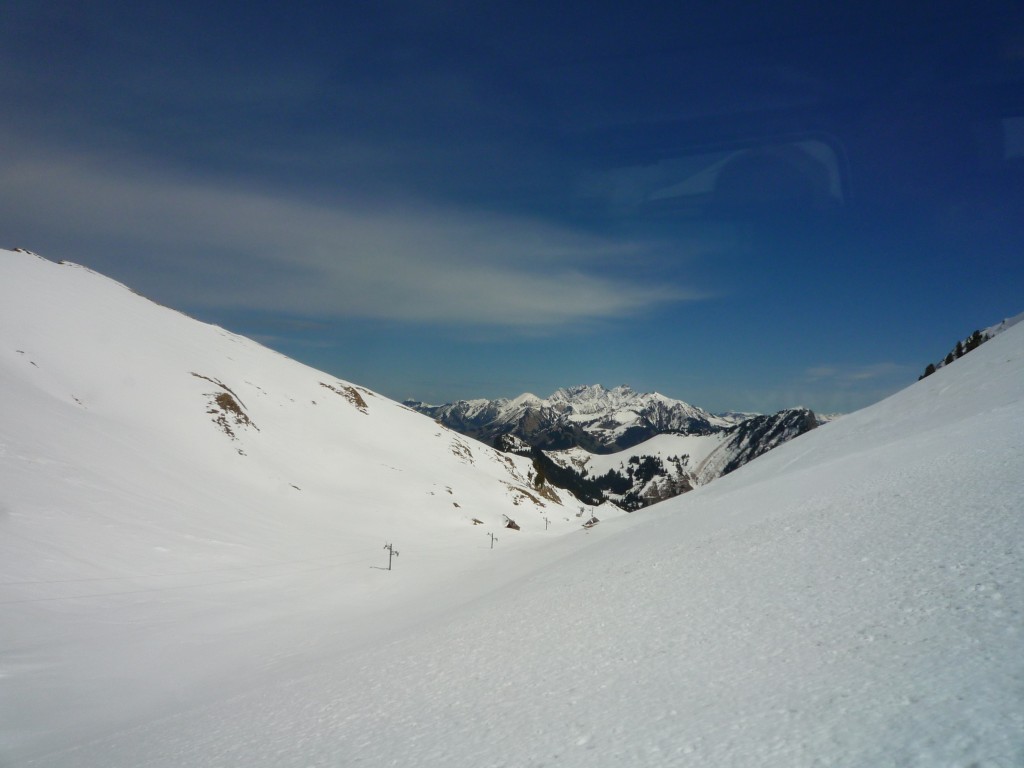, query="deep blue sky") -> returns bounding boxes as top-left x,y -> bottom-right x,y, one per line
2,1 -> 1022,413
